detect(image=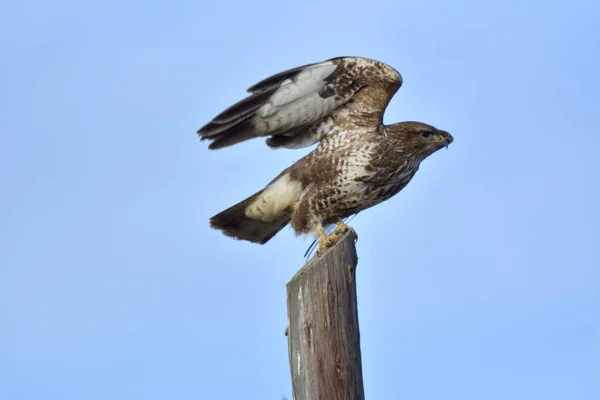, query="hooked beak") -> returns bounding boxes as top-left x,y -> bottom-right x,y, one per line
436,130 -> 454,149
